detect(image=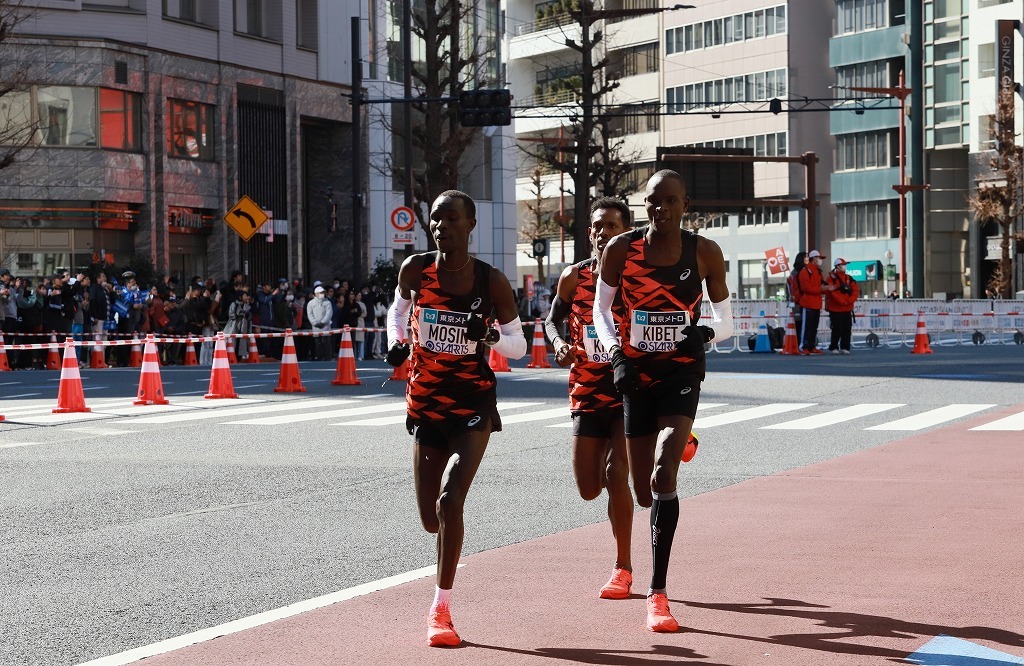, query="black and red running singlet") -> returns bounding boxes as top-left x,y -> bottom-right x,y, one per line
567,258 -> 623,413
618,227 -> 706,386
407,253 -> 496,422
